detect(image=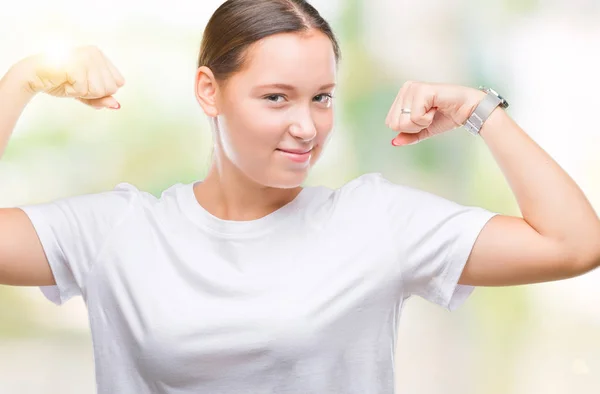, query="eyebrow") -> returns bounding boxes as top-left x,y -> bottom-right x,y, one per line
254,83 -> 336,91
